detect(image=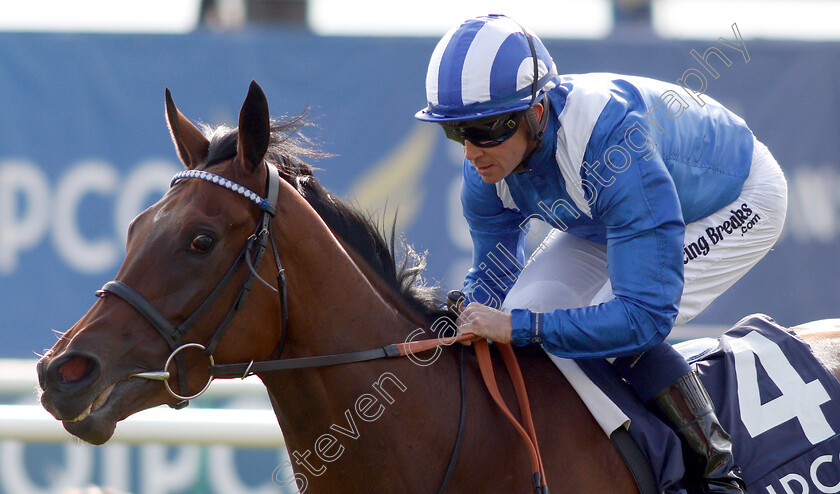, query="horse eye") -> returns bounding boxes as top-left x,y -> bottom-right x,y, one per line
190,234 -> 215,253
